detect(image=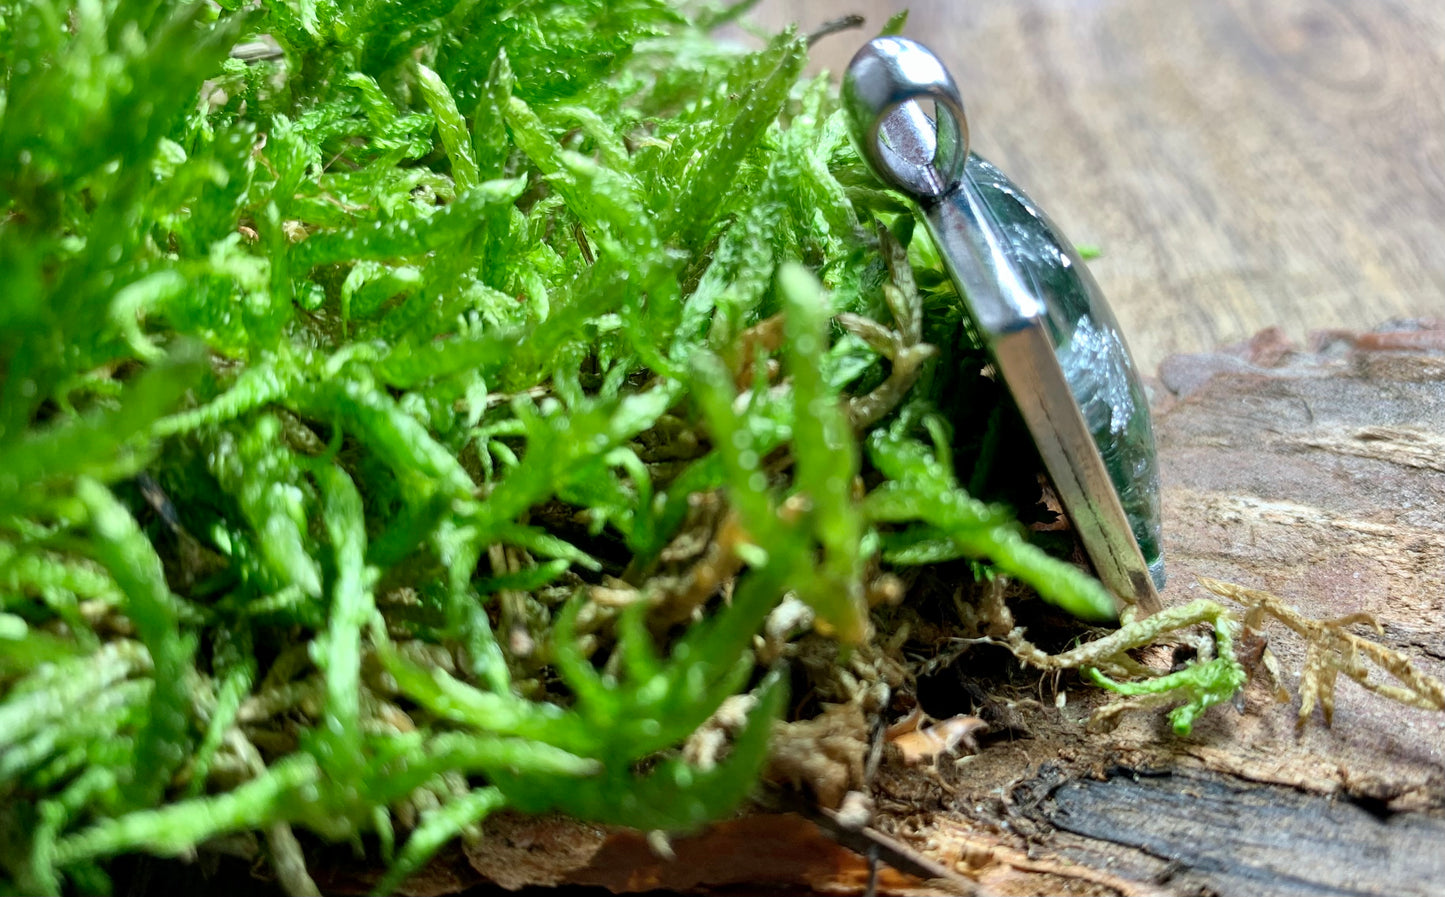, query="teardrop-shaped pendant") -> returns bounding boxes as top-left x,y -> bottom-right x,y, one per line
843,37 -> 1164,616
